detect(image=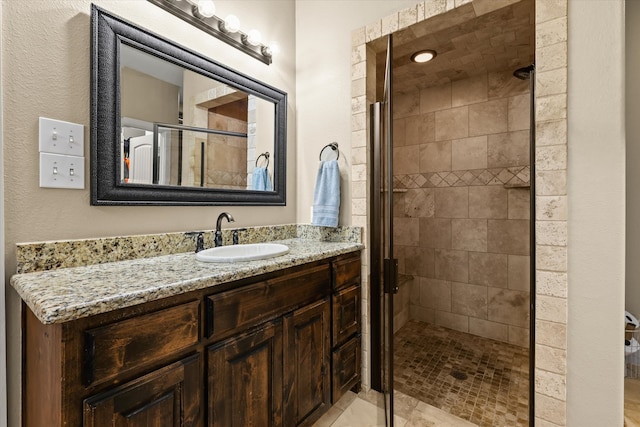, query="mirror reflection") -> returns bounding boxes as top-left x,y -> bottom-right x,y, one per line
119,44 -> 275,191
